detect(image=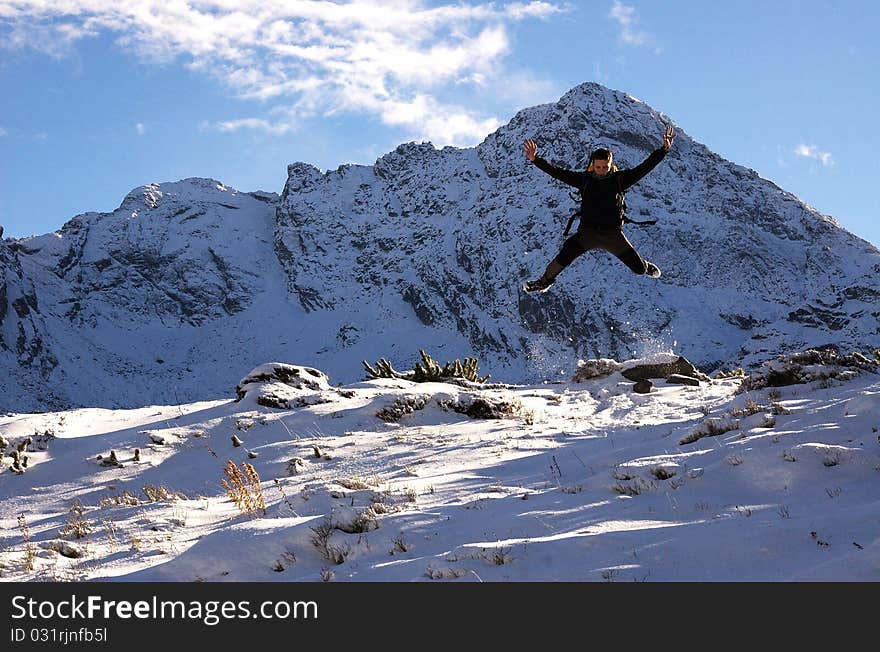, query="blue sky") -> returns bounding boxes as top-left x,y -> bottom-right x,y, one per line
1,1 -> 878,246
